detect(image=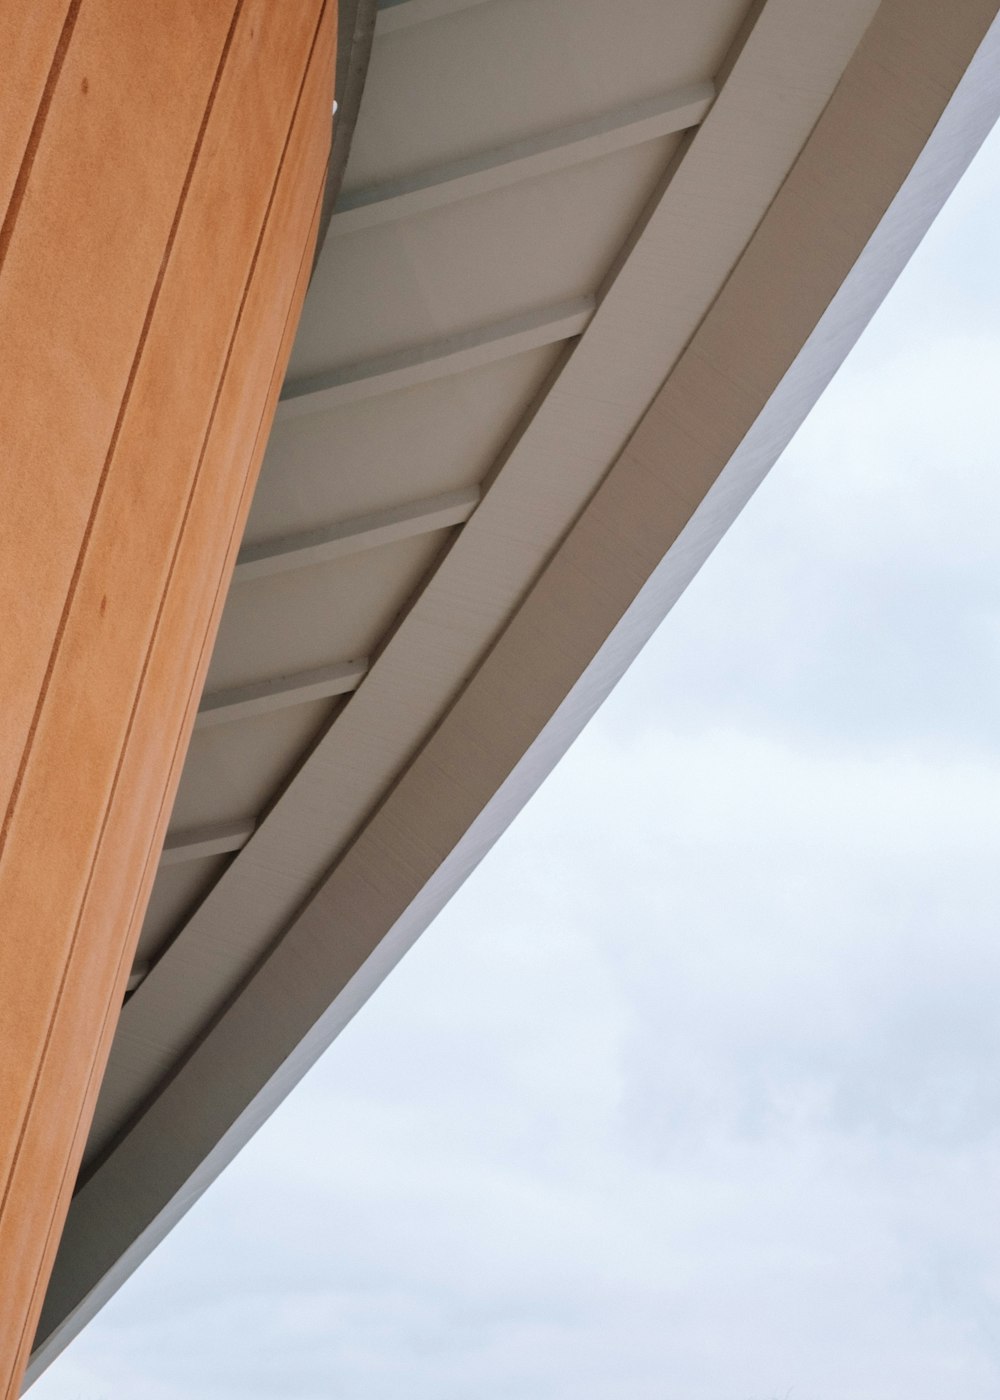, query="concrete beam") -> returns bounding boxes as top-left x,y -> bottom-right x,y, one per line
276,297 -> 594,419
329,84 -> 714,235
